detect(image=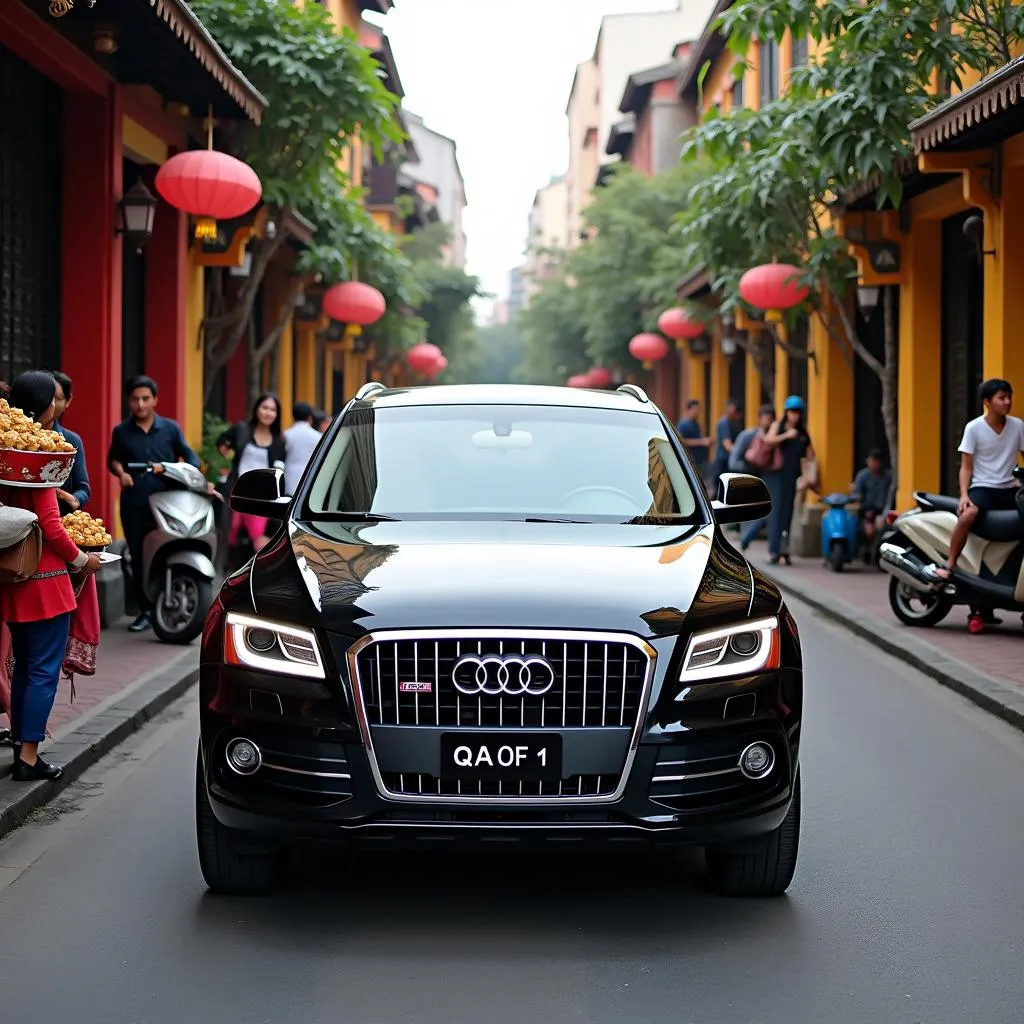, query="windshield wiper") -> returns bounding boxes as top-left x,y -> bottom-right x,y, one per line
332,512 -> 399,521
521,516 -> 587,524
